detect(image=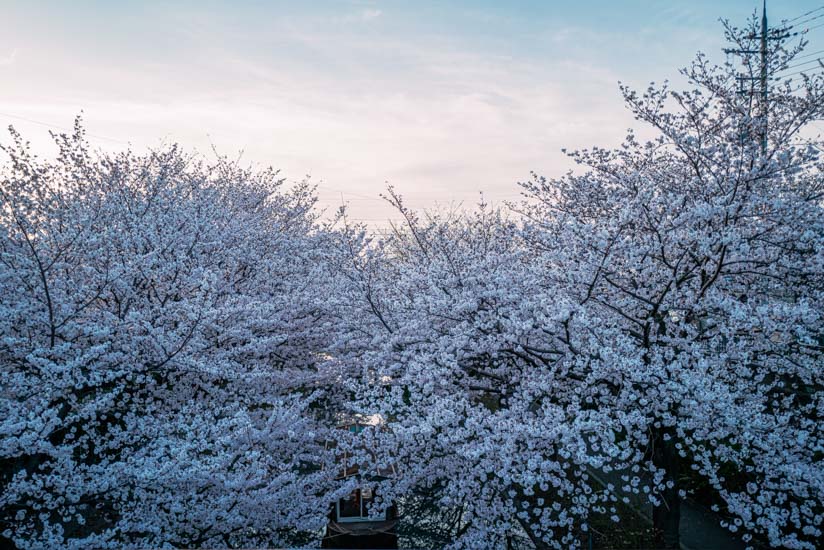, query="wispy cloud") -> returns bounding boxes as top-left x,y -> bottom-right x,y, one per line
0,48 -> 18,66
0,0 -> 764,227
360,9 -> 382,21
